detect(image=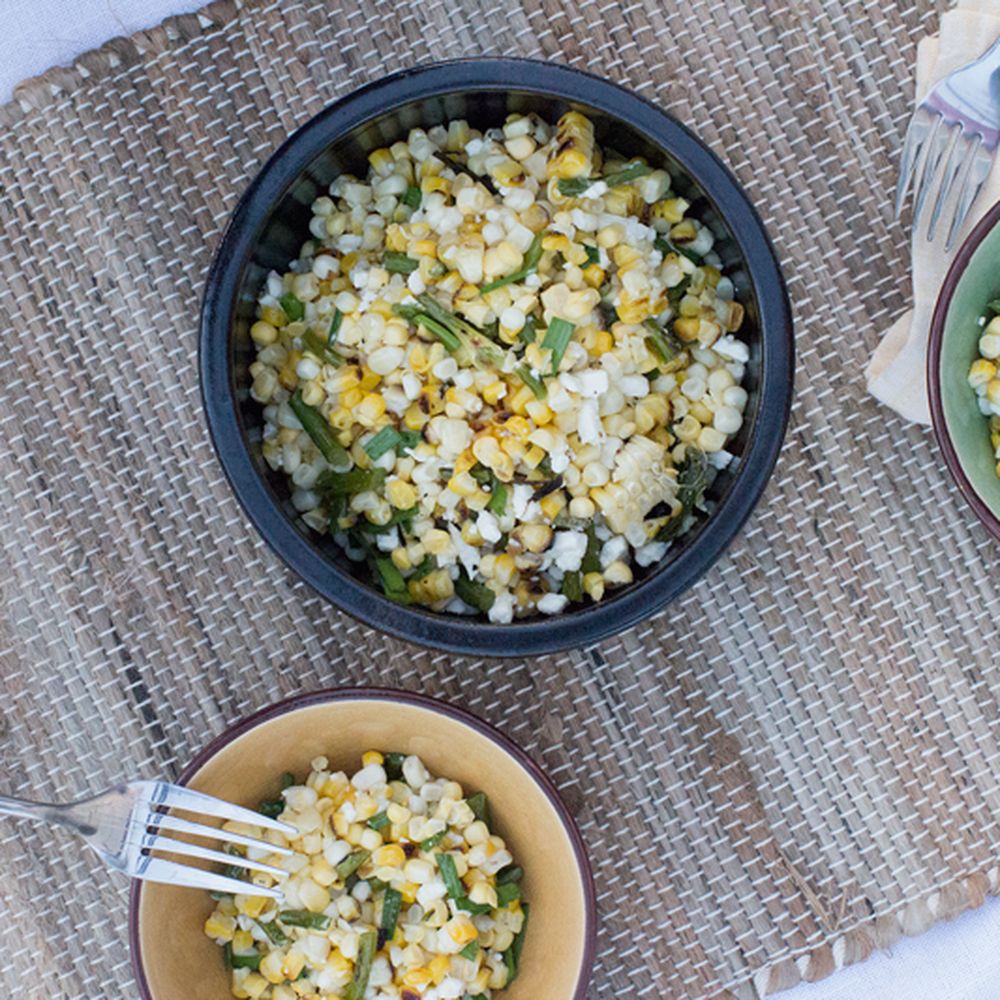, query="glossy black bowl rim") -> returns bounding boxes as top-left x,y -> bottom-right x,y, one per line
128,686 -> 598,1000
200,57 -> 794,656
927,197 -> 1000,542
